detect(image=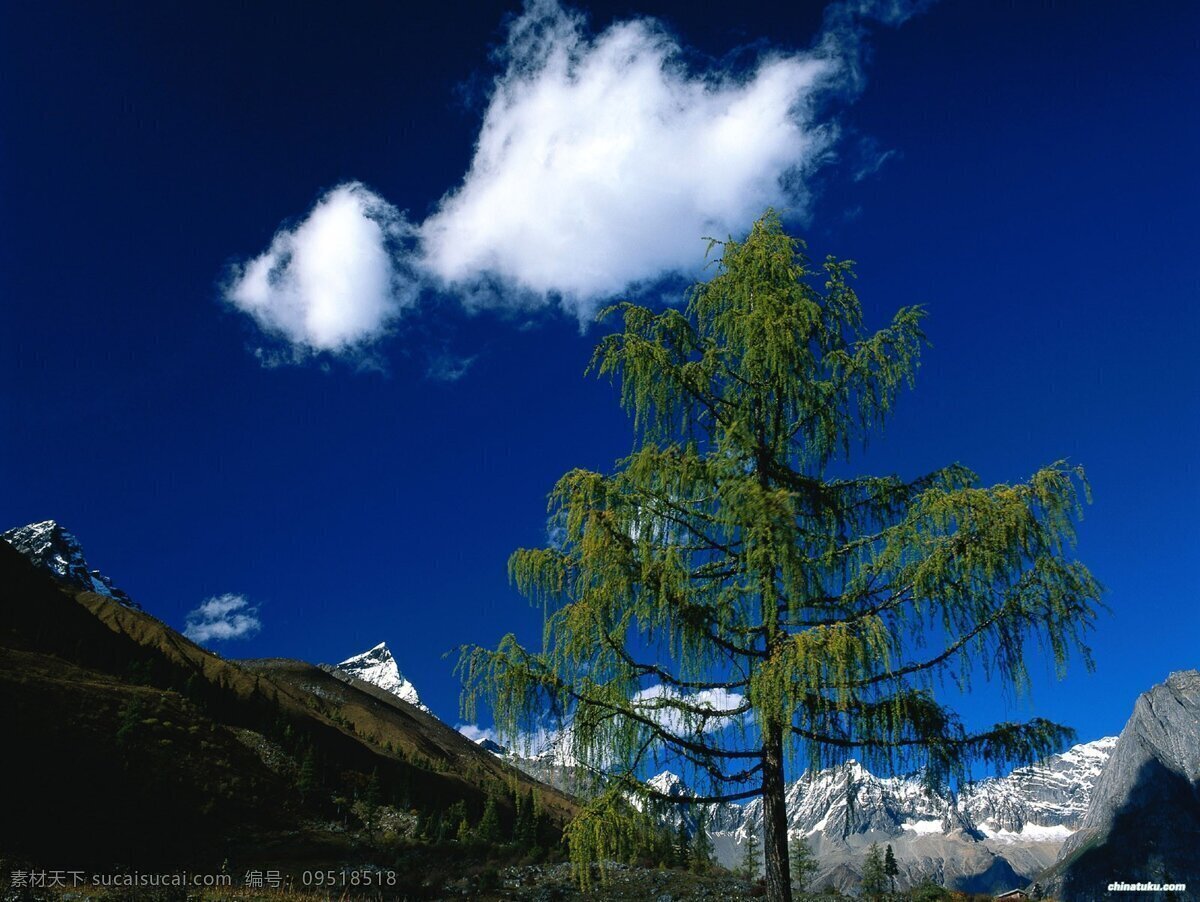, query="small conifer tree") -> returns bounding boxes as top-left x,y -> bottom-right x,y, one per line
691,811 -> 715,873
362,767 -> 381,810
742,829 -> 762,881
297,746 -> 318,800
884,843 -> 899,894
674,818 -> 691,868
476,796 -> 502,845
513,788 -> 537,849
115,697 -> 143,747
790,833 -> 818,893
861,843 -> 887,899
